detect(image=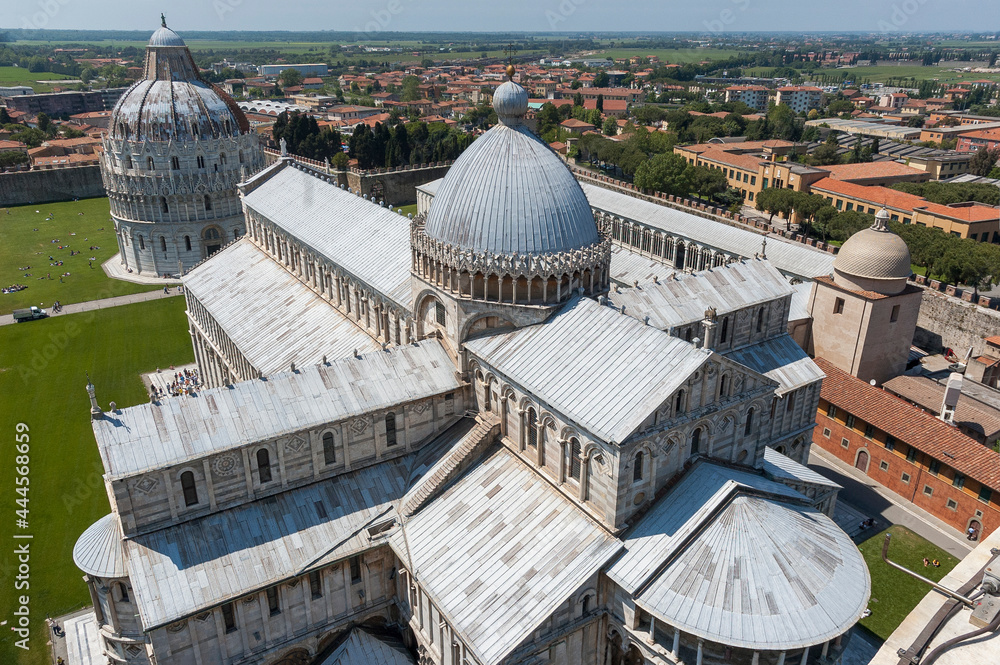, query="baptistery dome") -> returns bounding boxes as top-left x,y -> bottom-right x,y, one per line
109,22 -> 248,142
423,79 -> 601,257
100,16 -> 264,277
